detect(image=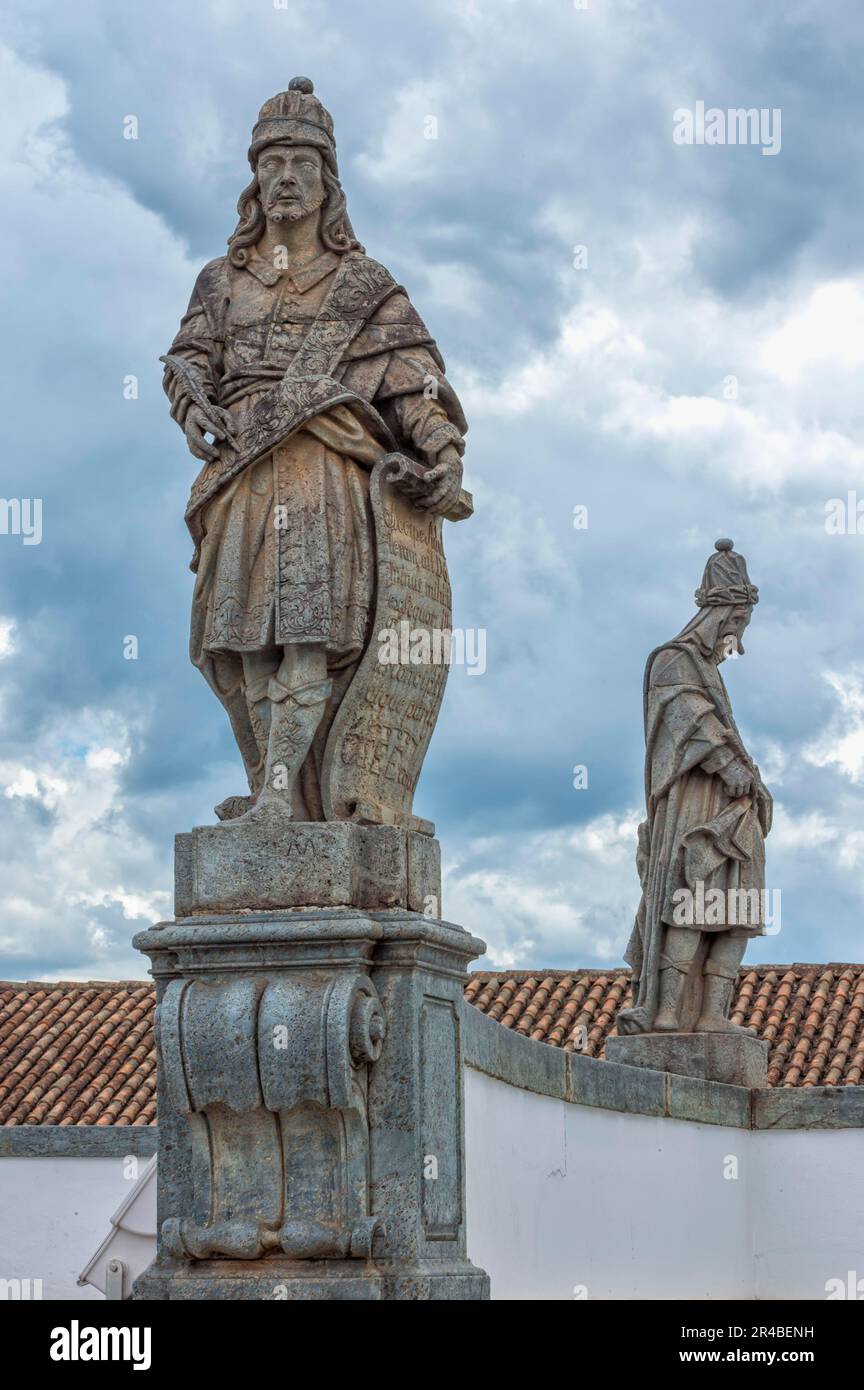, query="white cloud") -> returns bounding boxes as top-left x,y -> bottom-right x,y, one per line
0,704 -> 171,978
444,811 -> 642,968
758,281 -> 864,385
803,670 -> 864,783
